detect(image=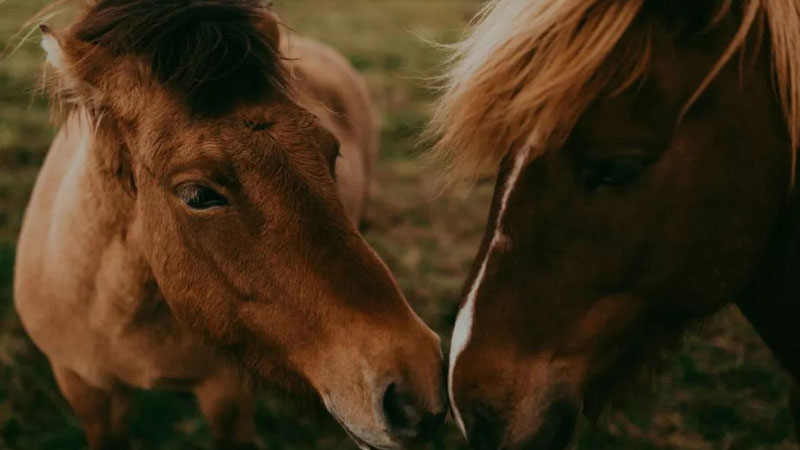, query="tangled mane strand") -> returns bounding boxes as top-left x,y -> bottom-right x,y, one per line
762,0 -> 800,181
69,0 -> 287,114
430,0 -> 800,185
